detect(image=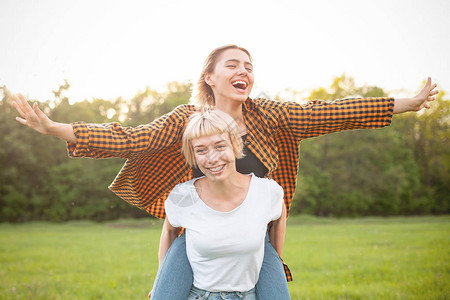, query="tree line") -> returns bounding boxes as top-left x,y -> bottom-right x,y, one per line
0,75 -> 448,222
